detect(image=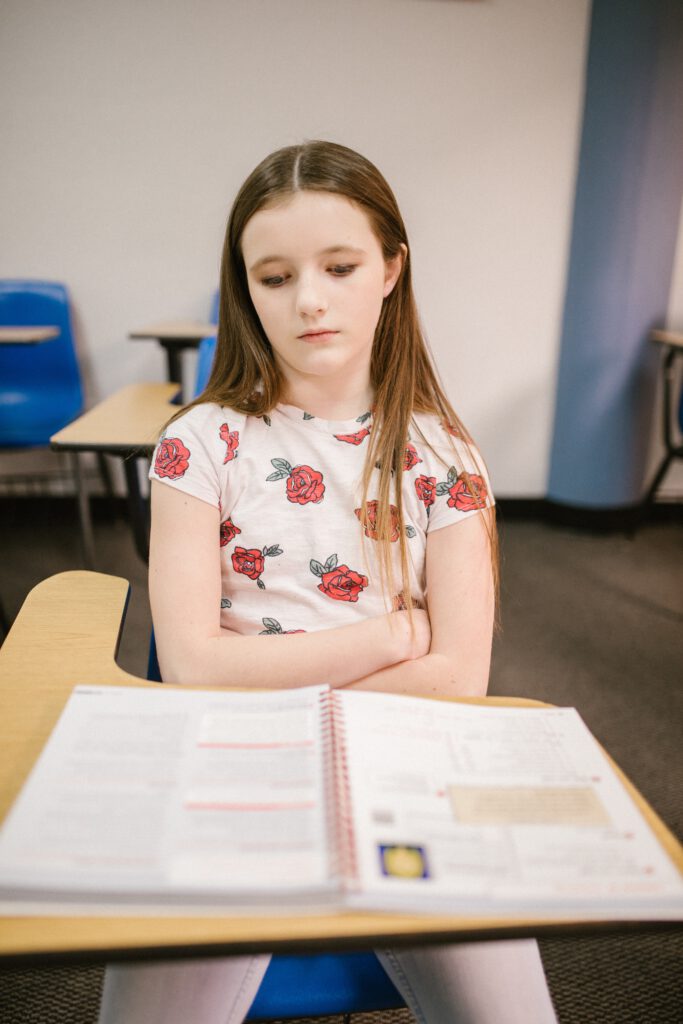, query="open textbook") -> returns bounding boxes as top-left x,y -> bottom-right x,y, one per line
0,684 -> 681,918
